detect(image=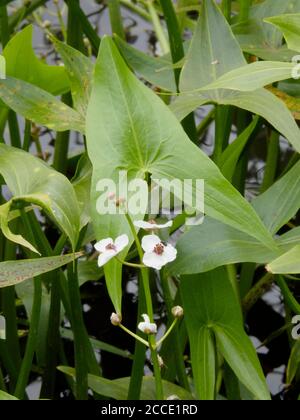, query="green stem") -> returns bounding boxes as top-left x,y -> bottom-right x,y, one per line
0,4 -> 9,46
146,0 -> 169,54
0,364 -> 6,391
1,236 -> 21,371
260,130 -> 279,193
65,0 -> 100,53
67,262 -> 88,400
222,0 -> 232,22
119,0 -> 151,22
116,256 -> 145,268
125,213 -> 164,399
160,275 -> 189,390
108,0 -> 126,40
197,109 -> 215,137
242,273 -> 273,313
213,105 -> 233,166
127,275 -> 147,399
14,211 -> 42,399
159,0 -> 197,141
238,0 -> 251,22
155,319 -> 177,348
40,269 -> 61,399
14,277 -> 42,399
276,276 -> 300,314
8,111 -> 21,149
119,324 -> 149,347
22,120 -> 31,152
